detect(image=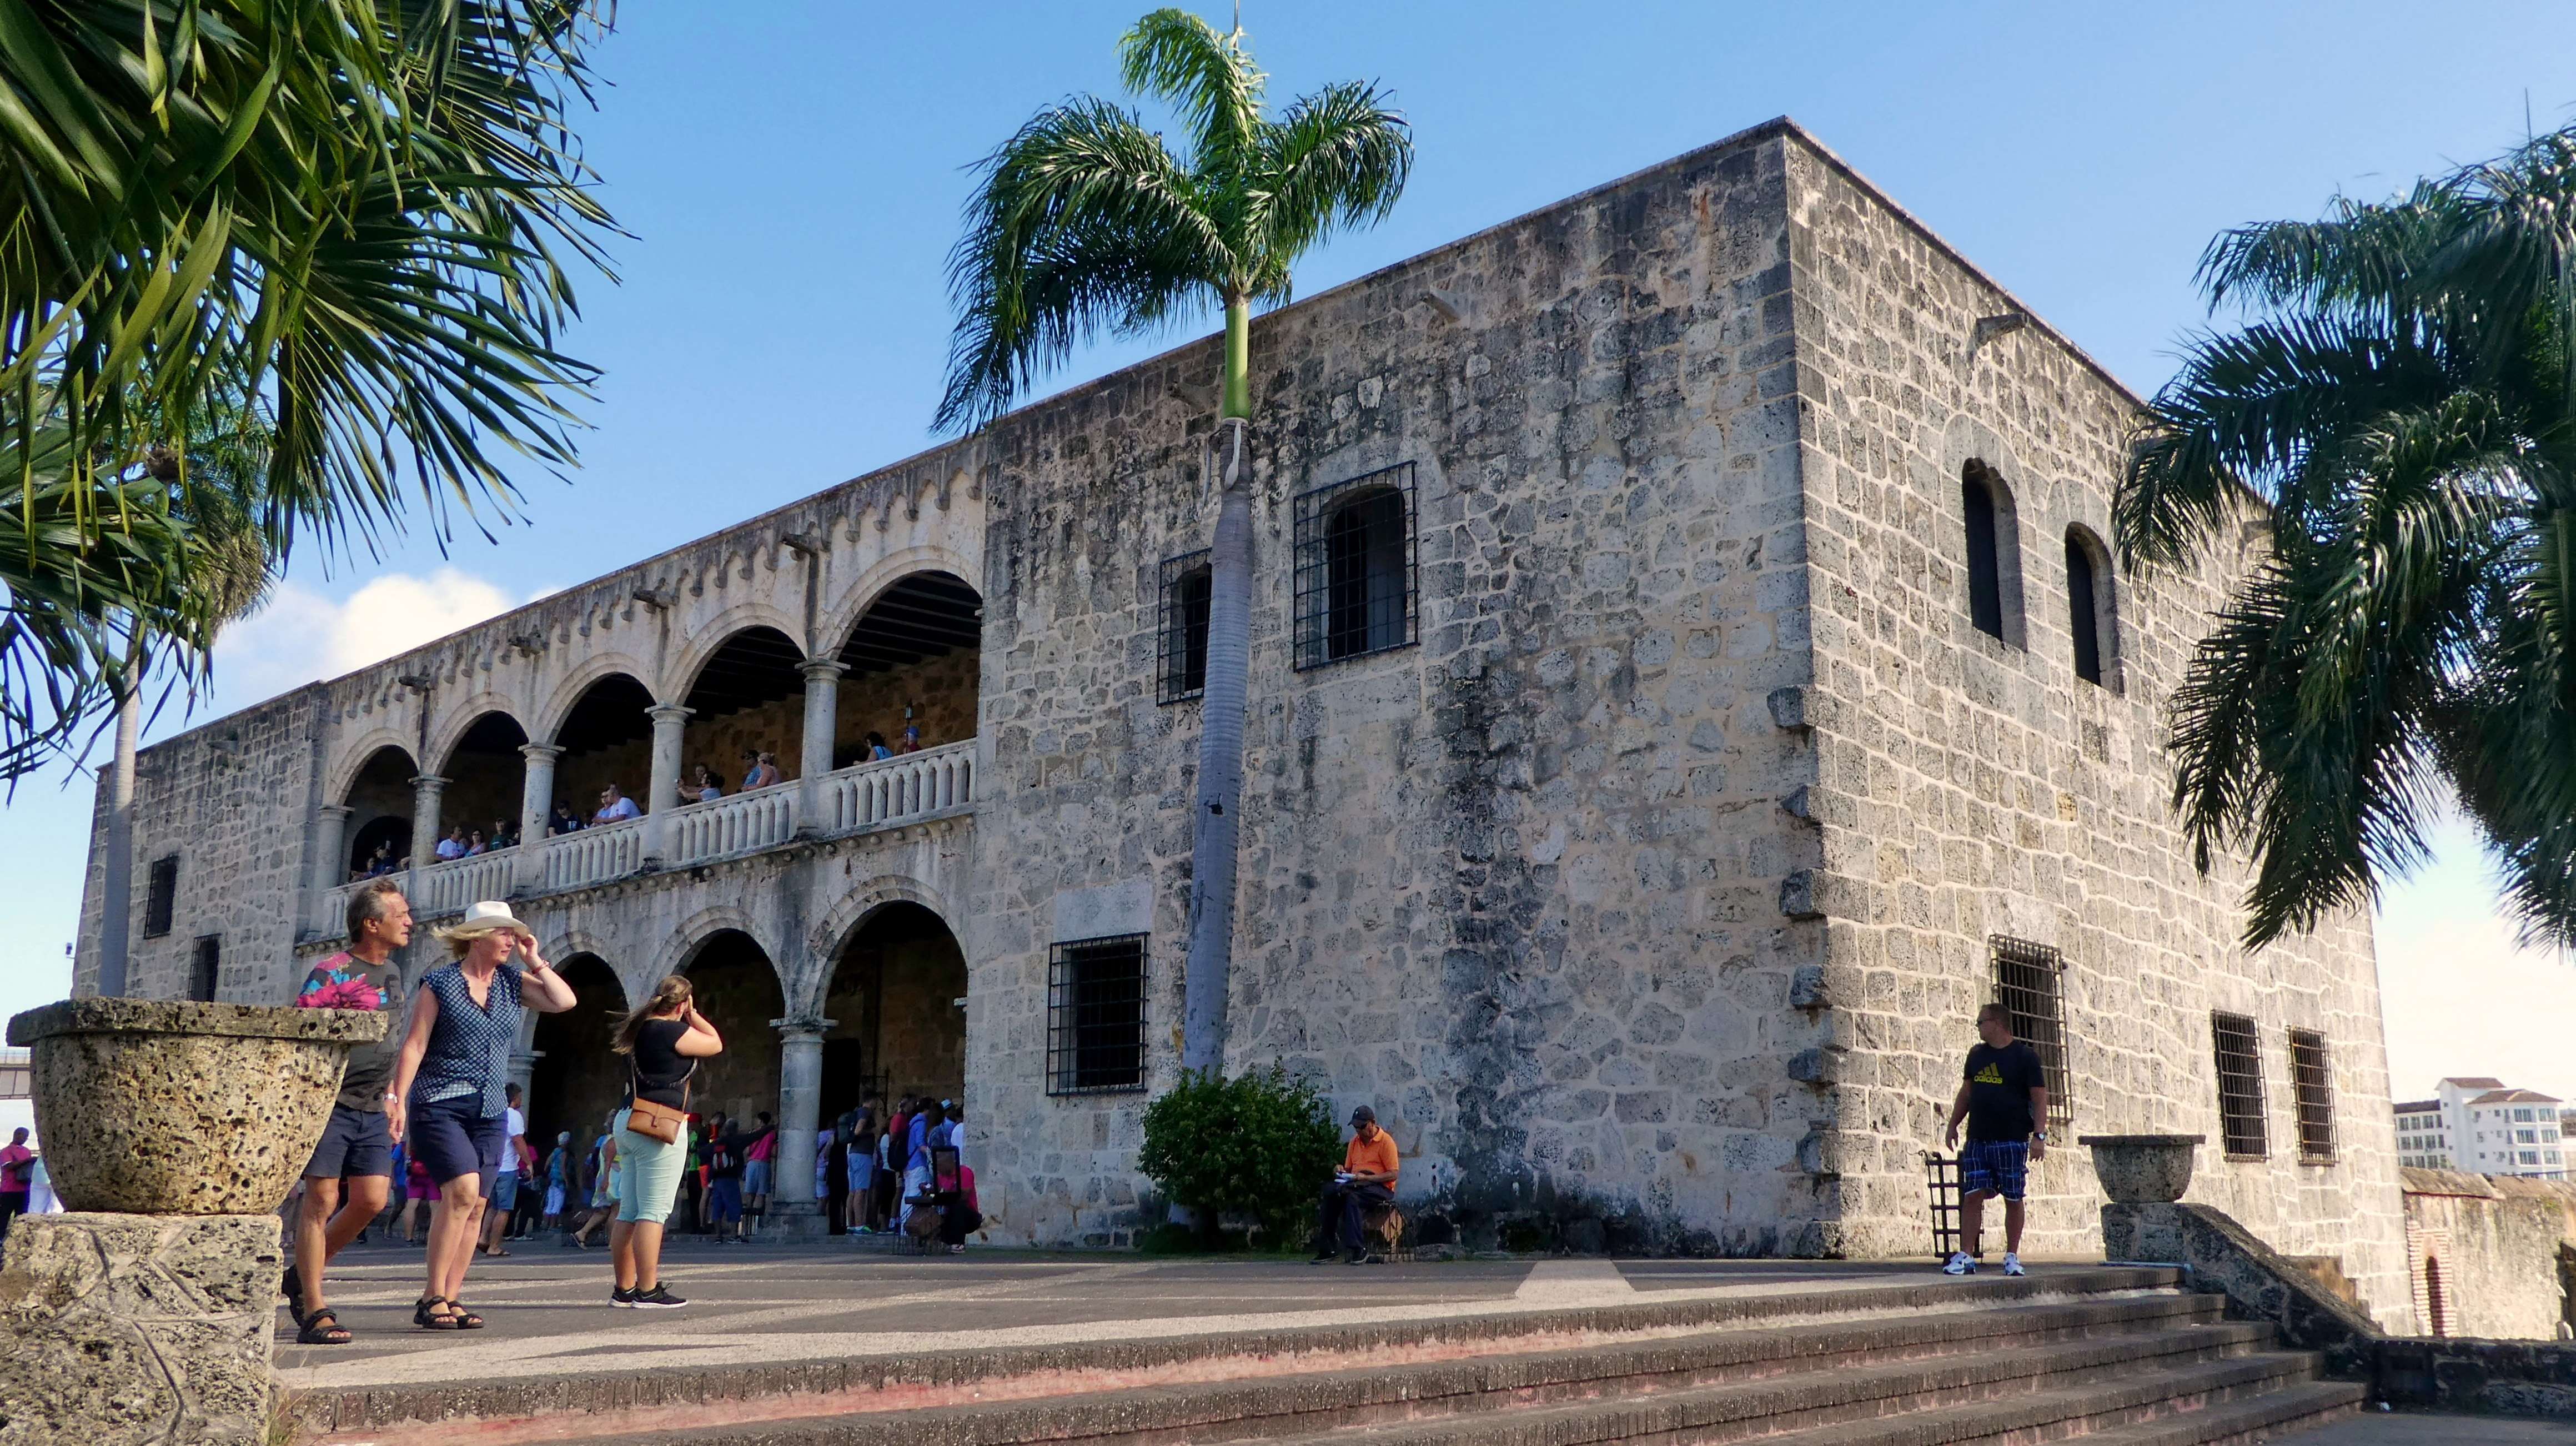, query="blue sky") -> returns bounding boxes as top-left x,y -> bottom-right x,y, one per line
2,0 -> 2572,1109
